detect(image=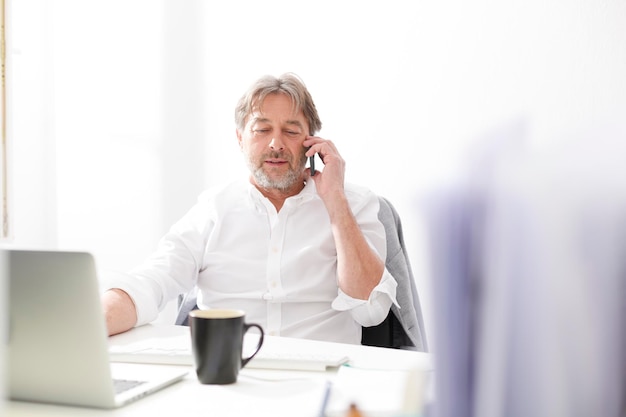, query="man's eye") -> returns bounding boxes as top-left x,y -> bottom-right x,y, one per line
254,129 -> 270,134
